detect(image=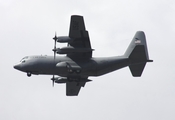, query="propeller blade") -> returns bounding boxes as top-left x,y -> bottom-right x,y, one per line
51,32 -> 58,87
53,32 -> 58,41
52,78 -> 54,87
51,75 -> 55,87
53,32 -> 57,60
53,48 -> 56,60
